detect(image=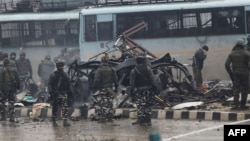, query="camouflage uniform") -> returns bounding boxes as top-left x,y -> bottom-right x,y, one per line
130,56 -> 158,126
48,59 -> 71,127
225,39 -> 250,110
16,51 -> 32,76
92,56 -> 118,122
8,52 -> 17,71
0,59 -> 20,122
38,55 -> 55,87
